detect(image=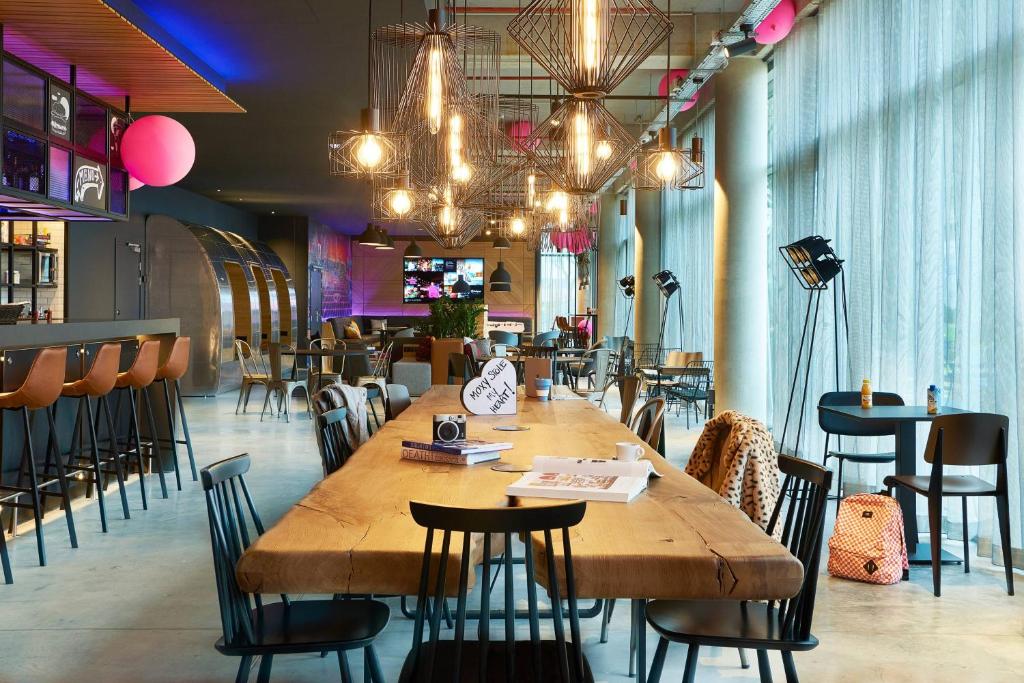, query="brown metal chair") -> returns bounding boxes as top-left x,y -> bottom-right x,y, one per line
884,413 -> 1015,597
154,336 -> 199,486
0,346 -> 77,574
630,397 -> 666,452
618,375 -> 642,426
112,340 -> 168,505
59,342 -> 131,533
